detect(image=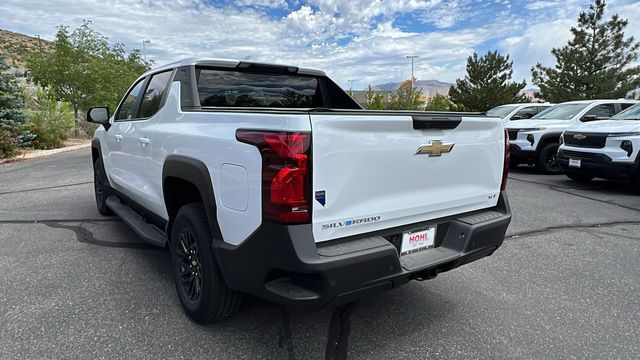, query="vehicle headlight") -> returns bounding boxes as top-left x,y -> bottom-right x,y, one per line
517,127 -> 547,132
559,133 -> 564,145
